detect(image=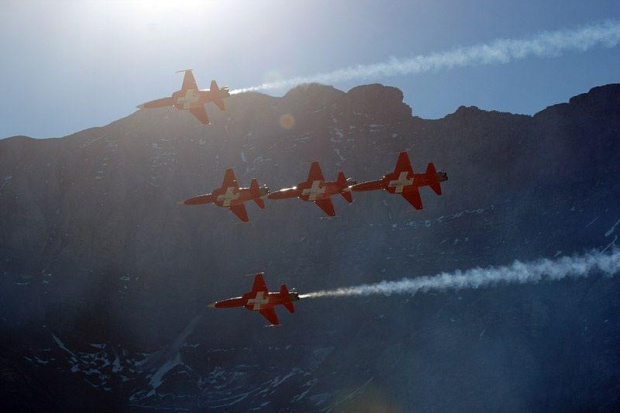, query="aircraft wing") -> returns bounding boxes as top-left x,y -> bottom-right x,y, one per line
259,308 -> 280,325
138,96 -> 175,109
402,188 -> 423,210
222,169 -> 239,189
181,70 -> 198,90
230,203 -> 249,222
394,151 -> 414,175
306,162 -> 325,182
252,273 -> 269,293
178,194 -> 215,205
189,106 -> 209,124
315,198 -> 336,217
